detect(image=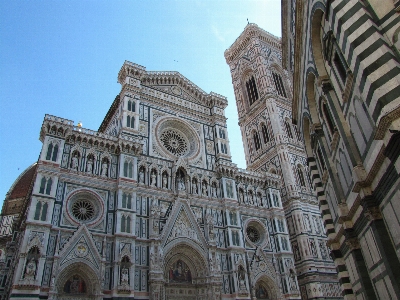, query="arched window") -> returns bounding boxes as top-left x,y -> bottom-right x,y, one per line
45,178 -> 52,195
46,143 -> 53,160
126,216 -> 131,233
34,202 -> 42,220
128,100 -> 135,112
39,177 -> 46,194
272,72 -> 287,98
127,115 -> 131,128
261,124 -> 269,143
284,120 -> 293,139
41,202 -> 48,221
123,161 -> 128,177
296,166 -> 306,187
52,144 -> 59,161
245,75 -> 259,106
322,102 -> 335,134
273,194 -> 280,207
253,131 -> 261,150
121,215 -> 126,232
46,142 -> 58,162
